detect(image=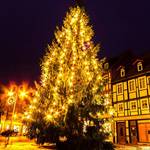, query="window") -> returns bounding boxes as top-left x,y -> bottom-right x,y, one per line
104,63 -> 109,70
148,77 -> 150,88
137,62 -> 143,71
130,101 -> 137,110
117,83 -> 123,94
118,103 -> 124,112
128,80 -> 135,91
141,99 -> 148,109
120,68 -> 125,77
139,77 -> 146,89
